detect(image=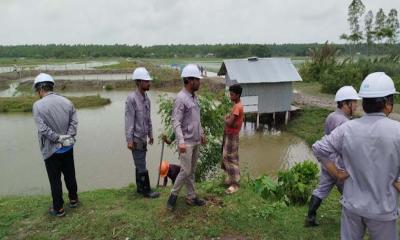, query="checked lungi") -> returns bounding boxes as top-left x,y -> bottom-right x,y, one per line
221,133 -> 240,185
